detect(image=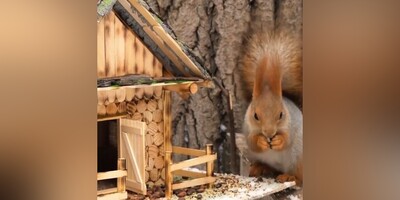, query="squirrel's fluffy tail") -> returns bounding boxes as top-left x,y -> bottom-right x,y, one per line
239,29 -> 302,106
